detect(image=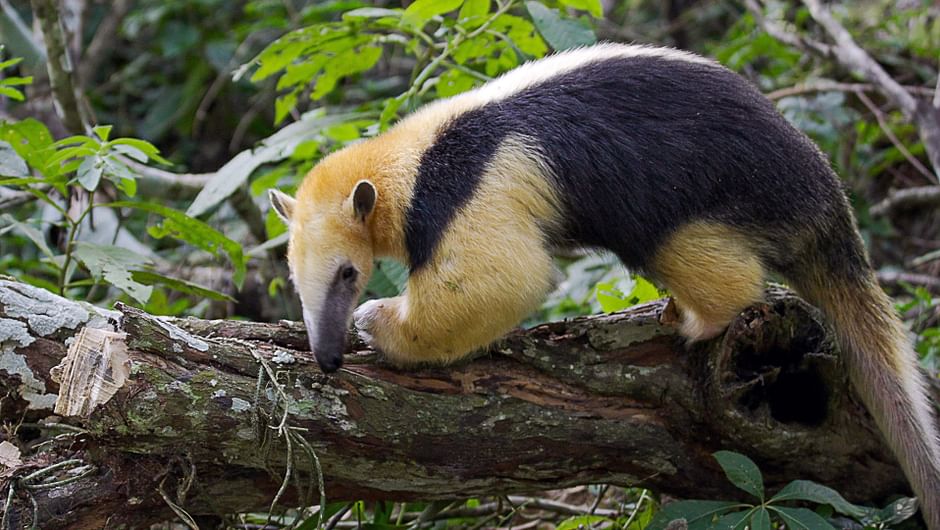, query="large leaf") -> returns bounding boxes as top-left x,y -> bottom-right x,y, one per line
769,507 -> 835,530
0,213 -> 53,260
713,451 -> 764,501
710,510 -> 752,530
72,242 -> 153,304
771,480 -> 873,519
186,110 -> 371,218
109,201 -> 246,289
131,270 -> 235,302
0,118 -> 54,175
750,507 -> 770,530
645,501 -> 740,530
525,2 -> 596,51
